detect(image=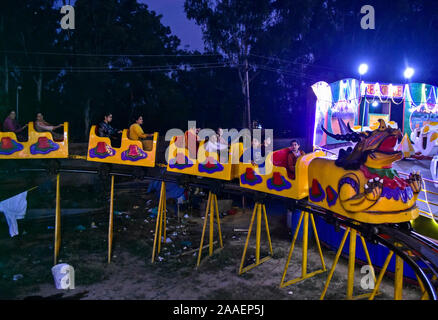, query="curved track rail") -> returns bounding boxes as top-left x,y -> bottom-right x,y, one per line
3,160 -> 438,299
